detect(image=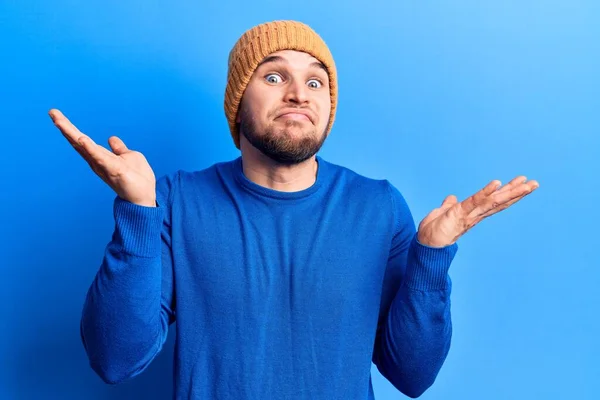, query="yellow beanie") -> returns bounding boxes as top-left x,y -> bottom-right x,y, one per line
224,20 -> 338,149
